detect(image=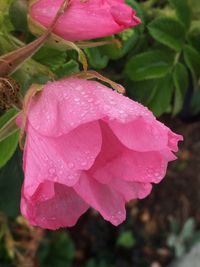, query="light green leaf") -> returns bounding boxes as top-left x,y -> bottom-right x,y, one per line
148,17 -> 186,51
55,59 -> 80,79
0,109 -> 20,168
33,46 -> 66,70
85,47 -> 108,69
181,218 -> 196,240
125,50 -> 174,81
117,231 -> 135,248
172,63 -> 189,115
0,109 -> 19,142
188,0 -> 200,20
